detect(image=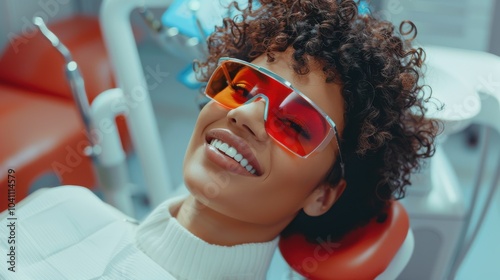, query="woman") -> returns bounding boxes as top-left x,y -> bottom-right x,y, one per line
0,0 -> 439,279
139,0 -> 439,277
